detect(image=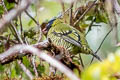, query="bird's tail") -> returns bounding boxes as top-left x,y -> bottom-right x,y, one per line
91,53 -> 102,62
